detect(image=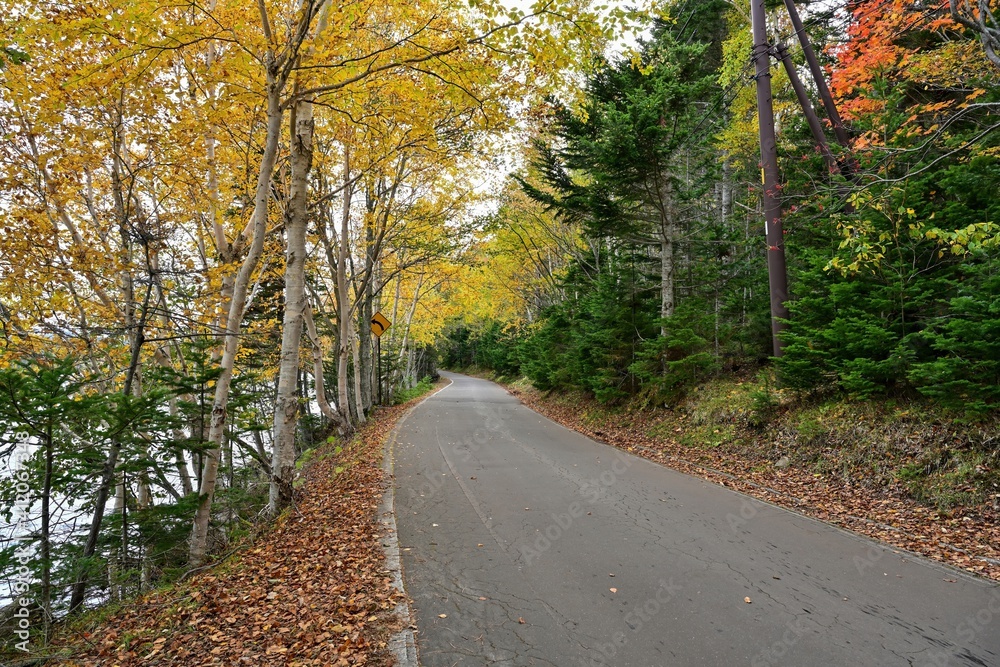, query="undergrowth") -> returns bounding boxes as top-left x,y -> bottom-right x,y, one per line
534,370 -> 1000,512
393,375 -> 437,404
